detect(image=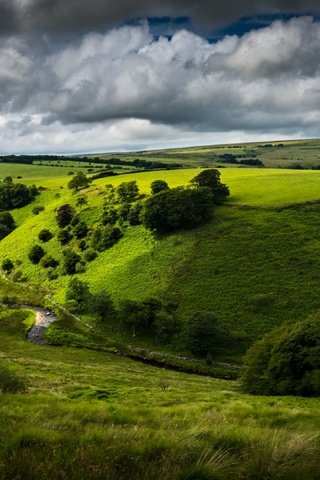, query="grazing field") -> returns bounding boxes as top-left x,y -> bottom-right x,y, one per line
0,309 -> 320,479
